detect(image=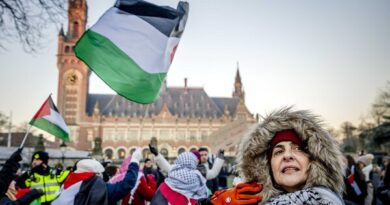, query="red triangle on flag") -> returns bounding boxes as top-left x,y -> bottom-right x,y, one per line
31,97 -> 52,120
